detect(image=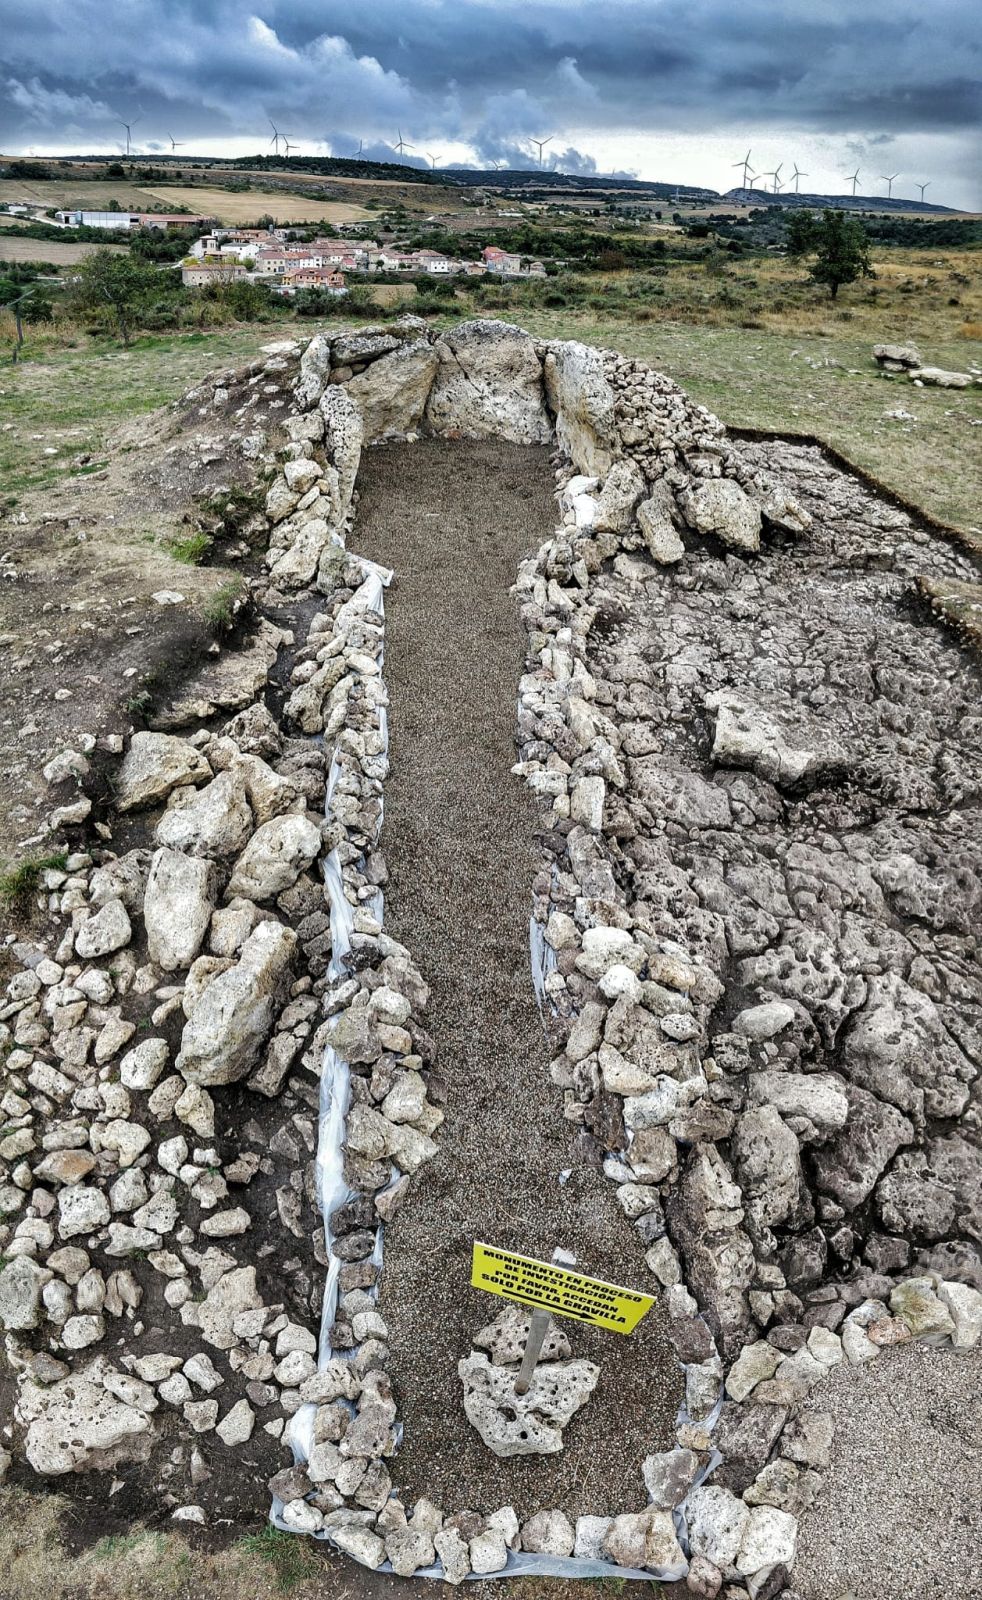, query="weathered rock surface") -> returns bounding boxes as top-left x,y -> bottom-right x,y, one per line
227,814 -> 321,902
18,1363 -> 154,1474
458,1351 -> 599,1456
115,733 -> 211,811
543,340 -> 619,474
425,320 -> 551,444
347,339 -> 440,439
176,919 -> 297,1085
144,848 -> 216,970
